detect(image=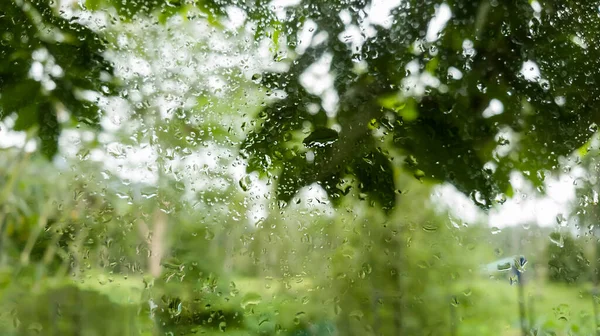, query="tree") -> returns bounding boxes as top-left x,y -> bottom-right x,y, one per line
3,0 -> 600,211
0,0 -> 116,158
